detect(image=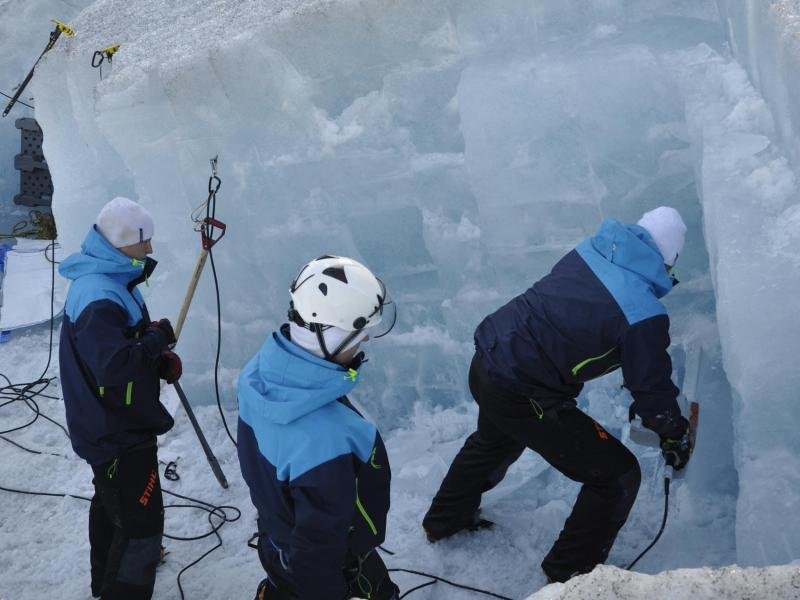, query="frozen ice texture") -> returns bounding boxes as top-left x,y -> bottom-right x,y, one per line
0,1 -> 795,594
0,0 -> 93,207
680,0 -> 800,566
523,564 -> 800,600
28,0 -> 732,419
